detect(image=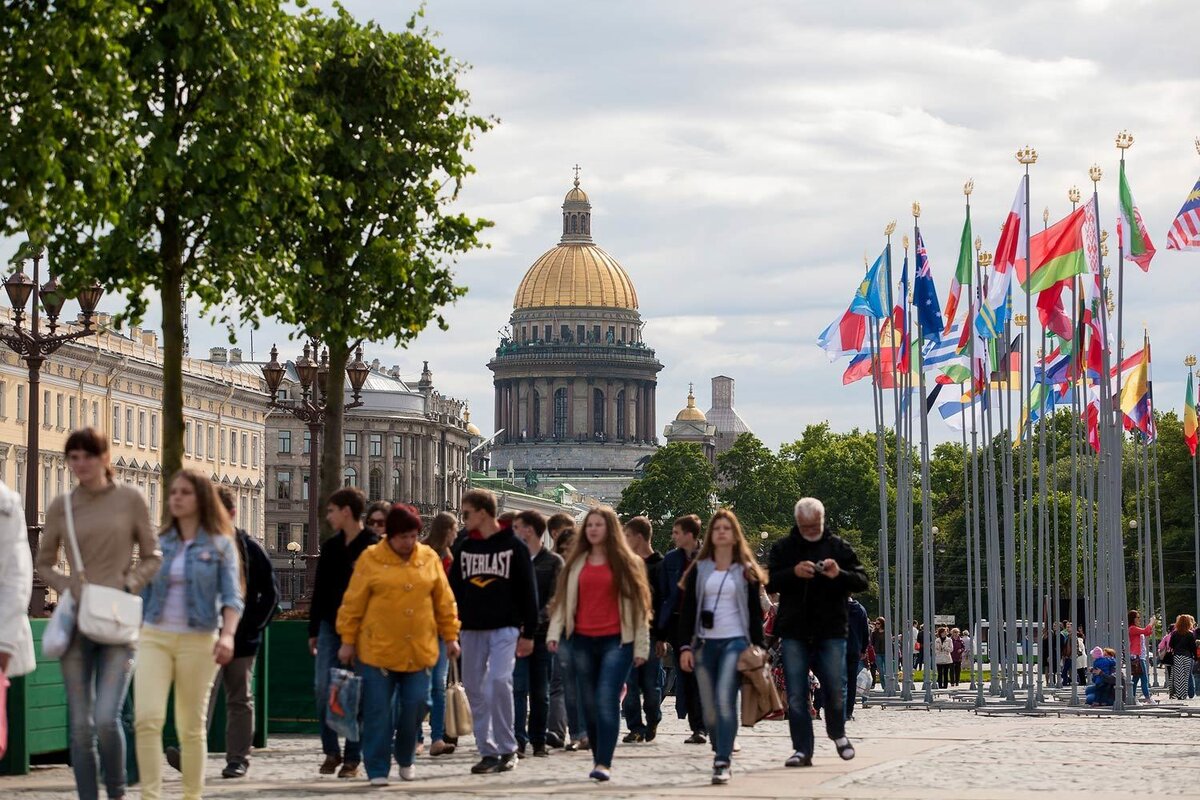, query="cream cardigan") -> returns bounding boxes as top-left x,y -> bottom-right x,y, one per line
546,558 -> 650,661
